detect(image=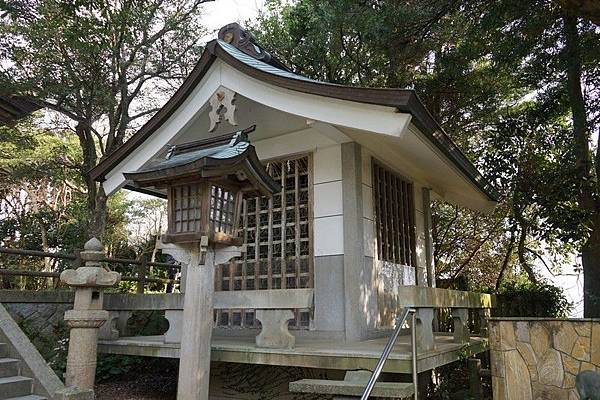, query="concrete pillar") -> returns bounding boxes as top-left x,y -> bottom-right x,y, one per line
415,308 -> 435,352
60,238 -> 120,390
453,308 -> 470,344
422,187 -> 436,288
479,308 -> 491,336
179,246 -> 213,400
341,142 -> 367,342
